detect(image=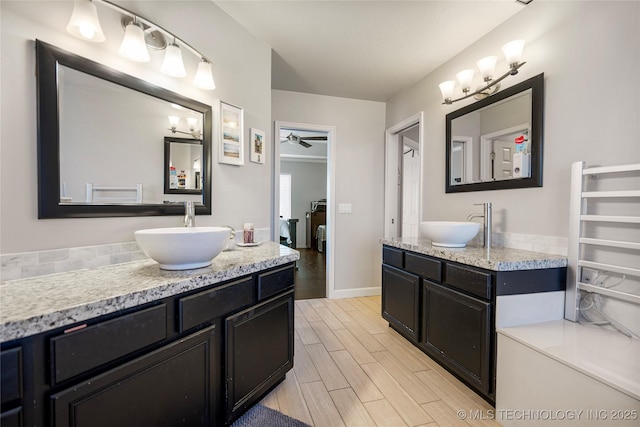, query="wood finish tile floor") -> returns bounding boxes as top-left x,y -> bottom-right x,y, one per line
294,248 -> 326,300
260,296 -> 500,427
